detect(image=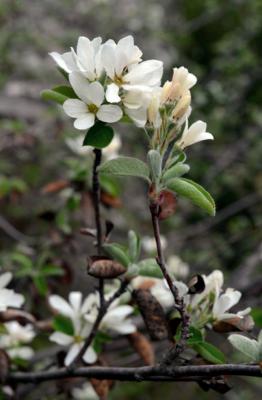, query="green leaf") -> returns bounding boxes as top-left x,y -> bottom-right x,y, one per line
103,243 -> 130,267
128,230 -> 141,263
137,258 -> 162,278
41,85 -> 77,105
83,121 -> 114,149
40,264 -> 64,277
33,276 -> 48,296
93,332 -> 112,354
187,326 -> 203,345
167,178 -> 216,216
193,341 -> 226,364
99,175 -> 121,197
53,315 -> 74,336
162,163 -> 190,182
251,308 -> 262,328
228,334 -> 259,361
98,157 -> 150,182
12,253 -> 33,270
147,150 -> 162,182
